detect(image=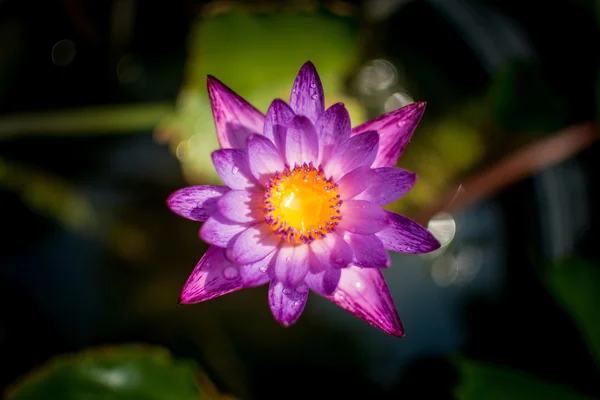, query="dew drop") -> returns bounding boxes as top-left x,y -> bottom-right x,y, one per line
311,93 -> 318,100
223,267 -> 239,280
296,285 -> 308,294
259,266 -> 267,273
310,82 -> 316,88
285,256 -> 292,263
231,166 -> 239,175
283,288 -> 292,295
